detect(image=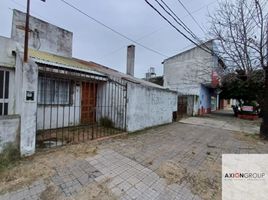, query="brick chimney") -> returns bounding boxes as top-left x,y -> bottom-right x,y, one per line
126,45 -> 135,76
